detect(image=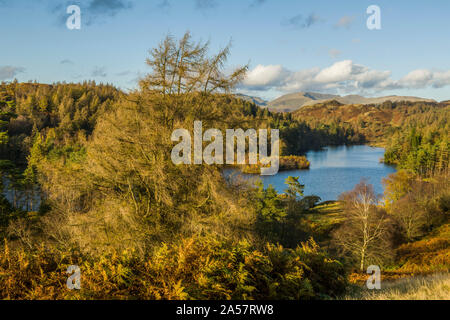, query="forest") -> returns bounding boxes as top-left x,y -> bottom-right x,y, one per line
0,33 -> 448,299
